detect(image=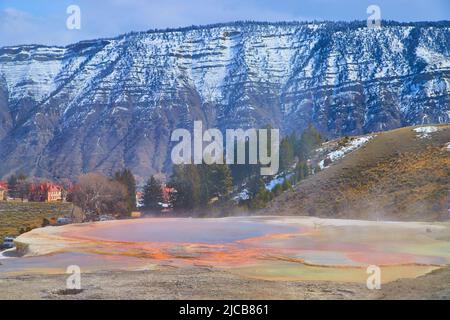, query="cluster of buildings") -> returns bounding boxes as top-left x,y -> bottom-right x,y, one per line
135,185 -> 176,210
0,181 -> 63,202
1,178 -> 176,209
